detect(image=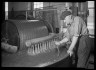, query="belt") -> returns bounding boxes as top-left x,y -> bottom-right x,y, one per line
79,35 -> 89,39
